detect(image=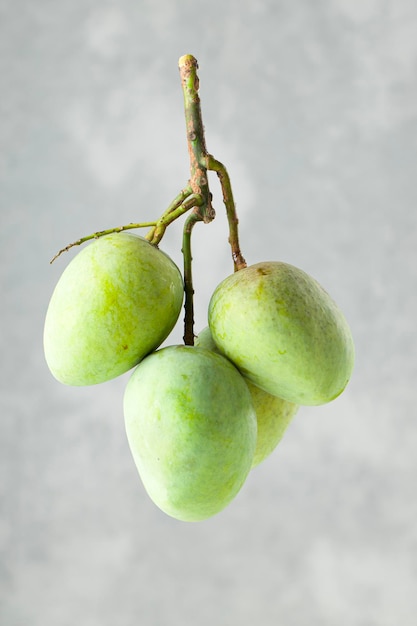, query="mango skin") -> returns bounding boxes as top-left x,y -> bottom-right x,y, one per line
208,262 -> 355,406
248,383 -> 298,467
196,327 -> 298,468
124,345 -> 257,522
44,233 -> 184,386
